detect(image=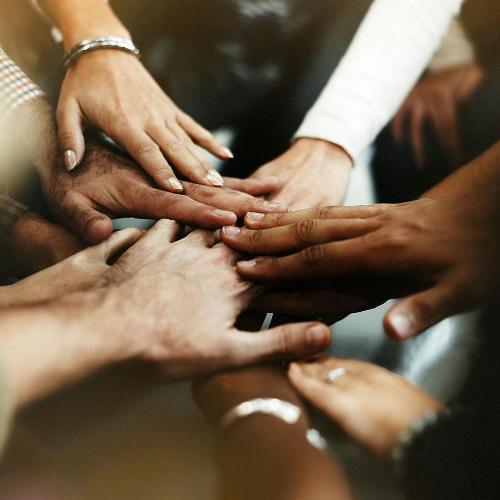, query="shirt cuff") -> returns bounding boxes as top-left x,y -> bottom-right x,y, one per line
294,114 -> 368,164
